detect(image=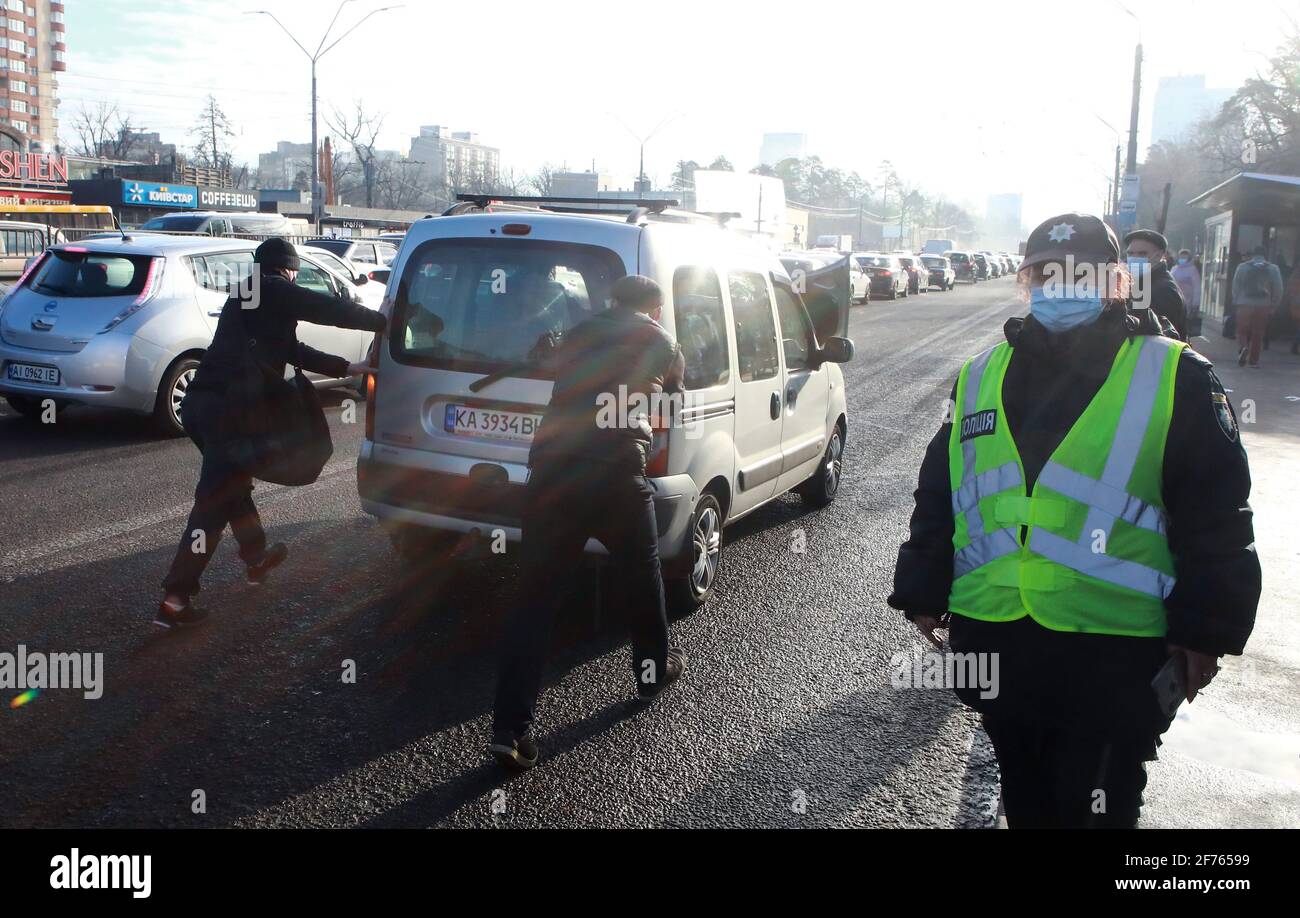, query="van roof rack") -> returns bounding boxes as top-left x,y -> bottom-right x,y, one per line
453,193 -> 679,213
